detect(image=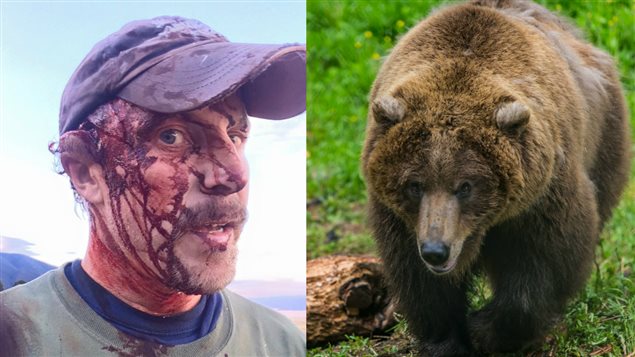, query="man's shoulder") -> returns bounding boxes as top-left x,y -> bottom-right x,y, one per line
221,289 -> 301,330
0,266 -> 68,331
0,266 -> 69,356
0,266 -> 60,303
220,289 -> 306,354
